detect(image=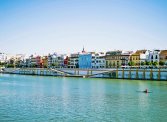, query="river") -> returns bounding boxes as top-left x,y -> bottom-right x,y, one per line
0,74 -> 167,122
